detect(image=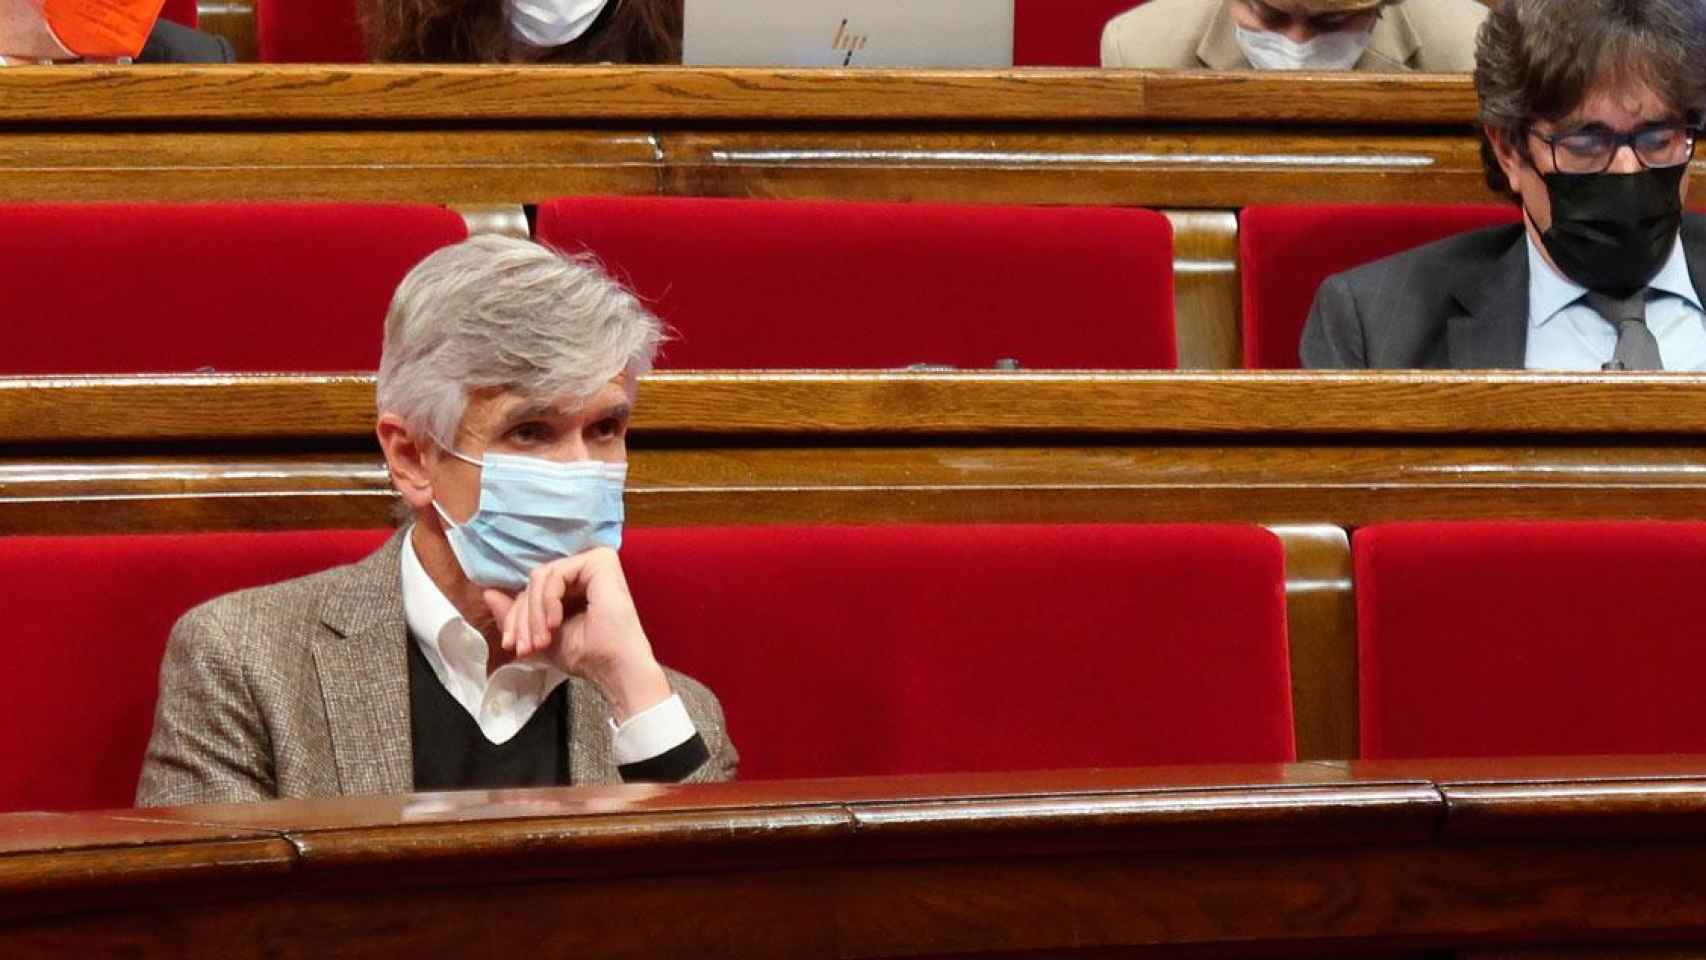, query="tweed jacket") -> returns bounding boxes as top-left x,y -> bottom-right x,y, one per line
1299,214 -> 1706,368
1100,0 -> 1487,71
137,530 -> 737,806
